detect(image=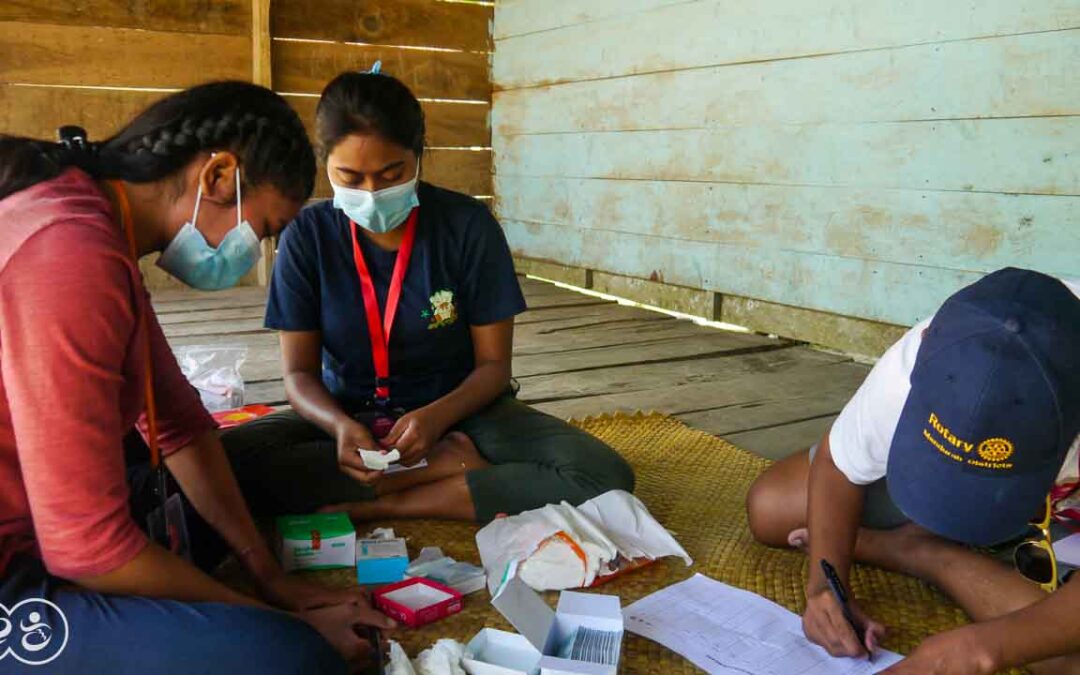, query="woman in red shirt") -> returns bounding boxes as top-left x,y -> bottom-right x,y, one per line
0,82 -> 390,673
